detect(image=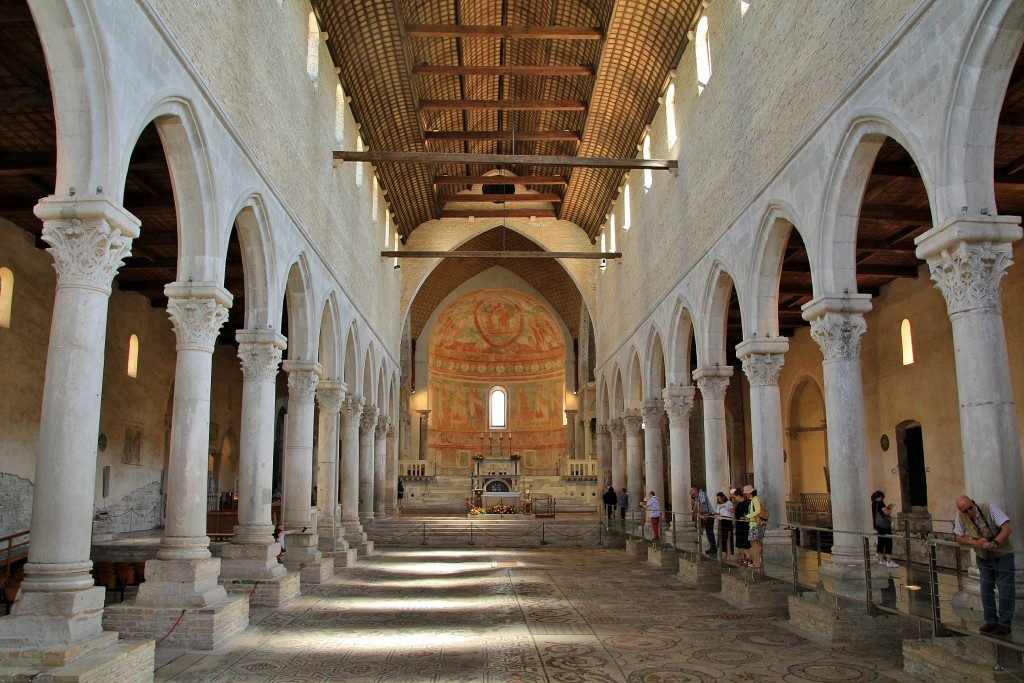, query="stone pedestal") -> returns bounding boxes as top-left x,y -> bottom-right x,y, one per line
103,594 -> 249,650
280,531 -> 334,584
719,569 -> 792,608
625,539 -> 648,559
647,545 -> 678,570
787,591 -> 917,644
818,558 -> 889,602
219,573 -> 301,608
327,548 -> 360,569
904,635 -> 1024,682
678,555 -> 722,591
218,543 -> 298,608
0,631 -> 154,683
135,558 -> 227,608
